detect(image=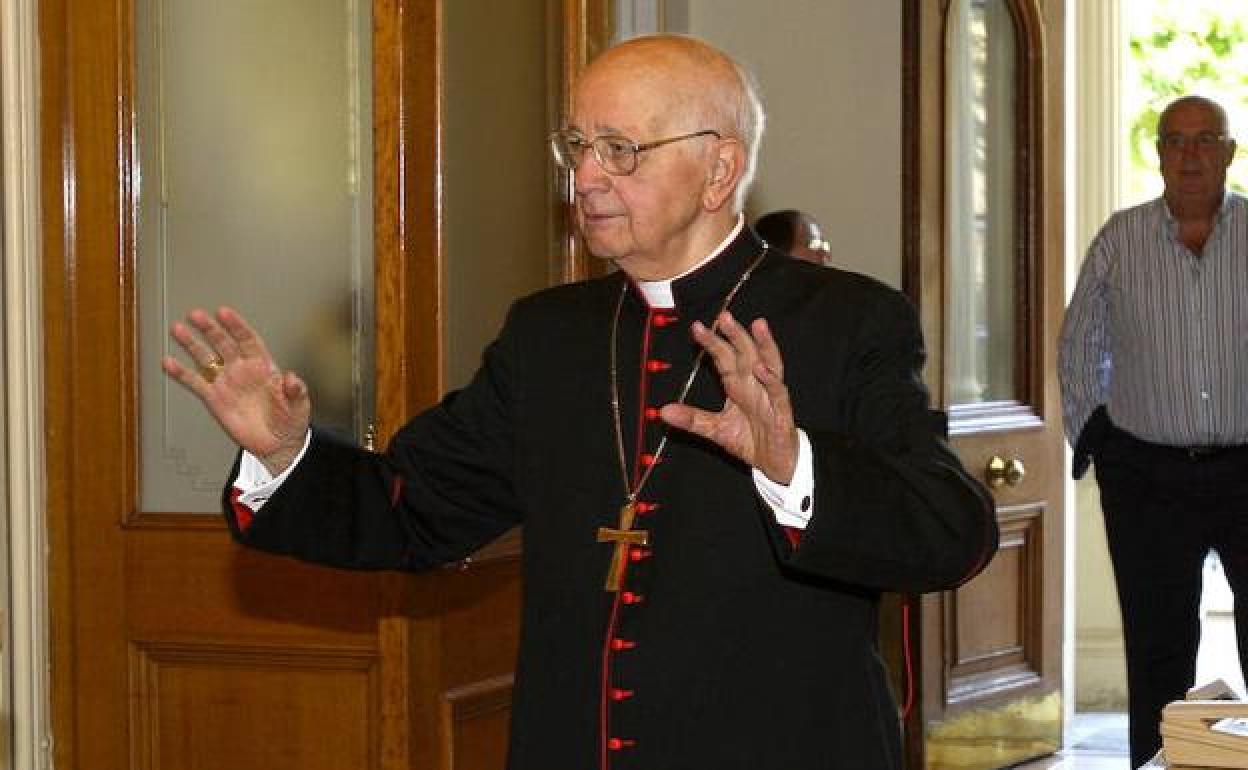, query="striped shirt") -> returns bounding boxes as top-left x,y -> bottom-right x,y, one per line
1059,192 -> 1248,448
